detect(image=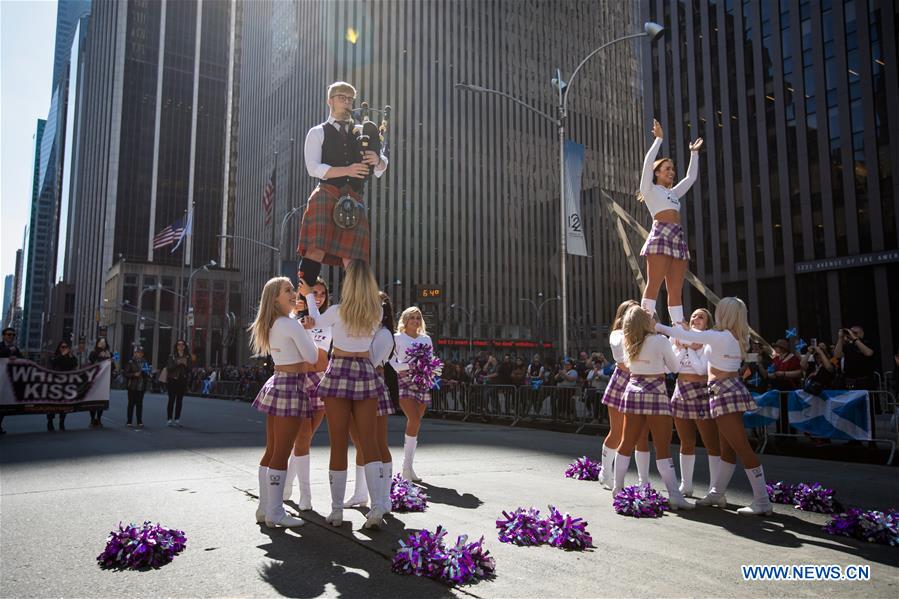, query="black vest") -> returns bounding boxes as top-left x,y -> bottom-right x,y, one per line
320,122 -> 363,194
